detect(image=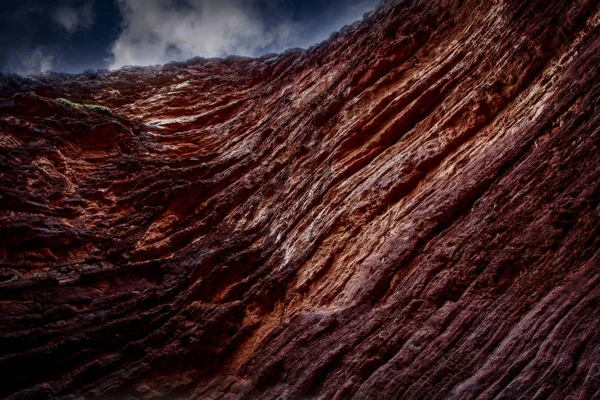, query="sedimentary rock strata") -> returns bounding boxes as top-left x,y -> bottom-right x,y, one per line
1,0 -> 599,398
